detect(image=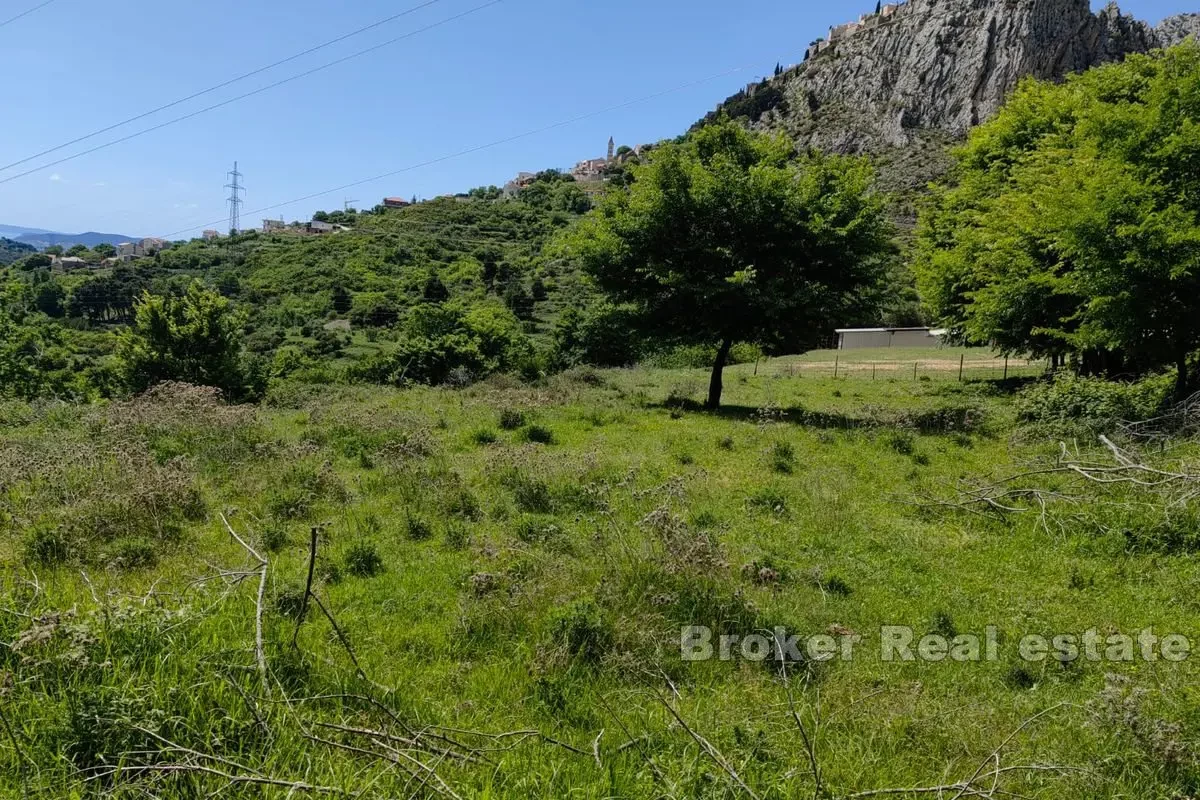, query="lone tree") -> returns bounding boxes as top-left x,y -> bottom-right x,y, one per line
562,119 -> 893,408
117,282 -> 249,397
